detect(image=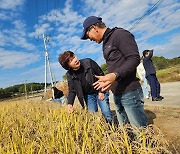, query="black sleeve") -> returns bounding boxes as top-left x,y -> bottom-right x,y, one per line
89,59 -> 105,93
114,29 -> 140,78
67,73 -> 76,106
53,87 -> 63,98
57,90 -> 64,98
147,50 -> 153,59
143,50 -> 153,61
89,59 -> 104,76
